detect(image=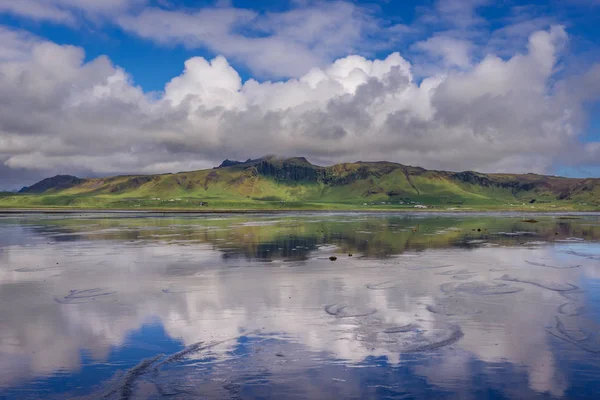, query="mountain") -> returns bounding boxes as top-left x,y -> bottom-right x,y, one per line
19,175 -> 85,194
2,157 -> 600,210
